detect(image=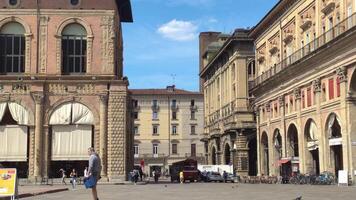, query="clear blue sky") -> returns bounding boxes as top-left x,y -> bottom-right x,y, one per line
122,0 -> 279,91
